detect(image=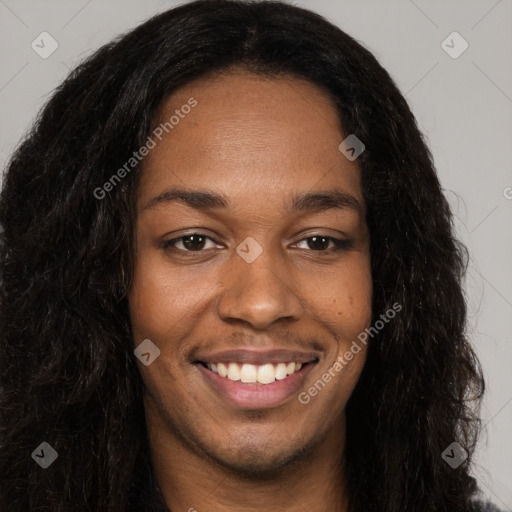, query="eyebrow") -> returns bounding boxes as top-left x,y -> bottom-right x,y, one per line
141,186 -> 362,217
